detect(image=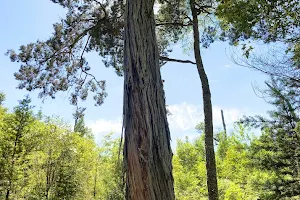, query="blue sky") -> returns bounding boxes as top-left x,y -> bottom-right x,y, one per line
0,1 -> 272,146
